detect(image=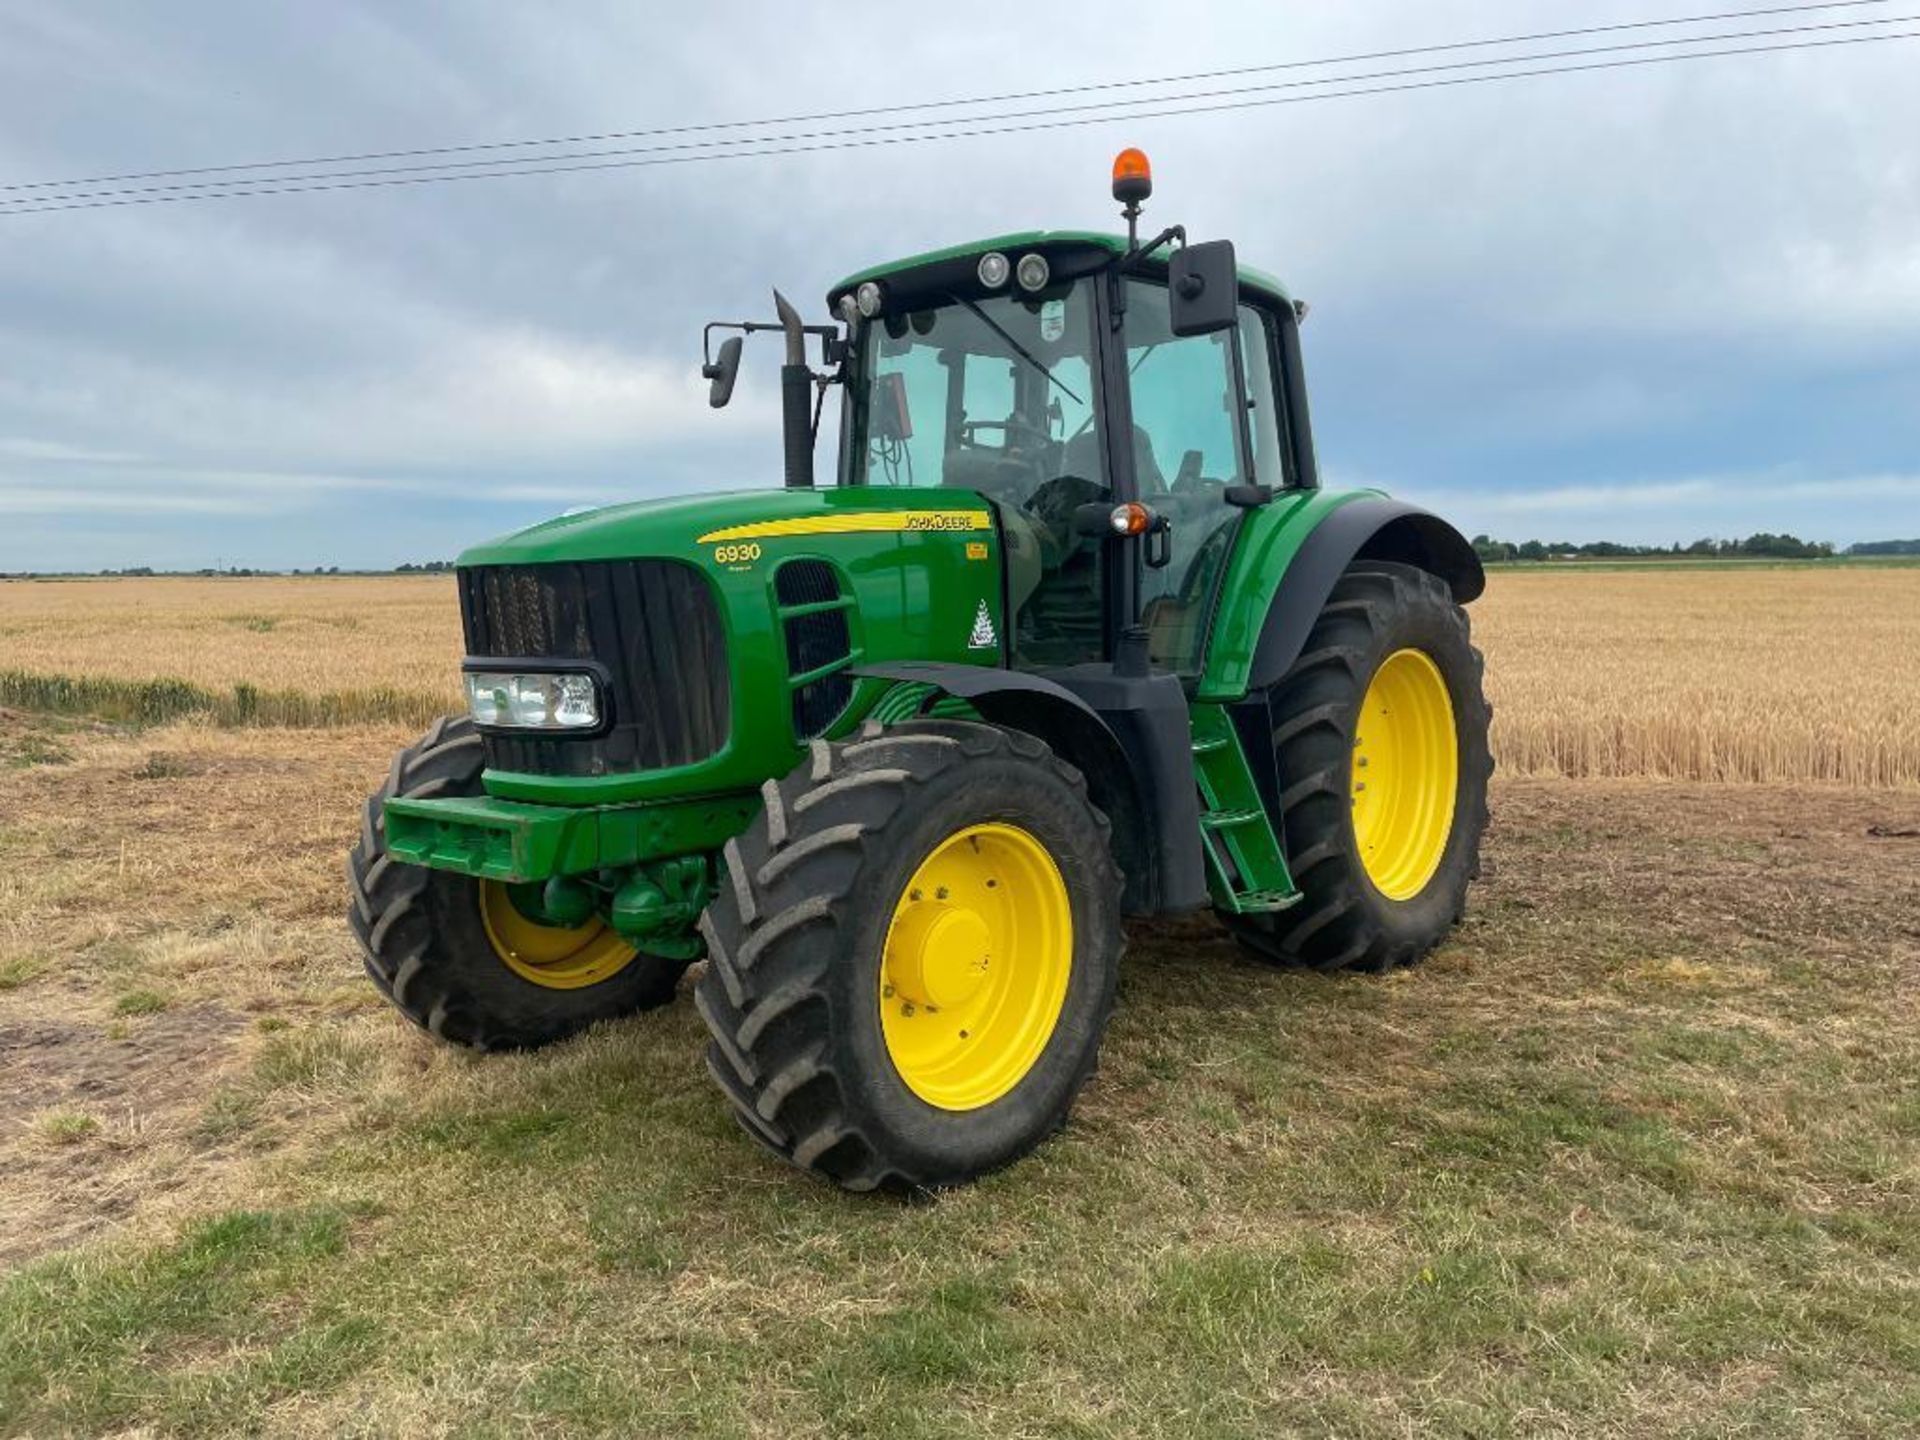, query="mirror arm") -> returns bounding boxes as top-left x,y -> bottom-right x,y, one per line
1123,224 -> 1186,266
701,317 -> 841,370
